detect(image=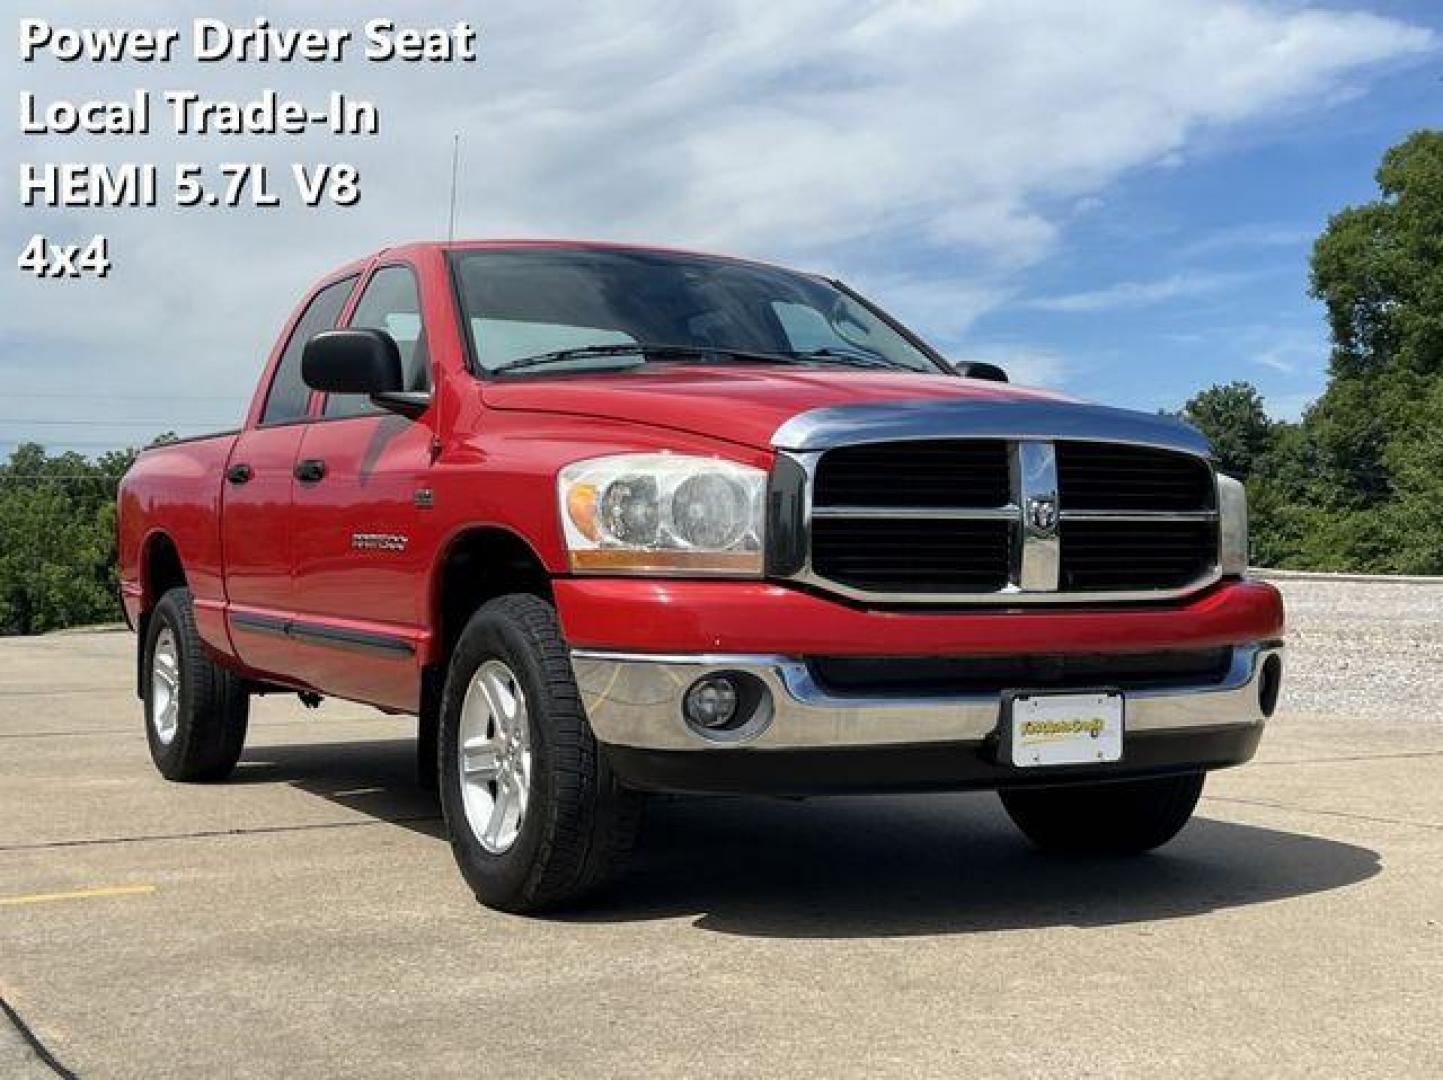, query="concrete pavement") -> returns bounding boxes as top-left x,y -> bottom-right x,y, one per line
1,581 -> 1440,1078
